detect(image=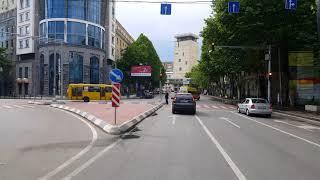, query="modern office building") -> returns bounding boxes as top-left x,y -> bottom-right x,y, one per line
173,33 -> 199,82
13,0 -> 116,96
115,20 -> 134,60
0,0 -> 16,96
